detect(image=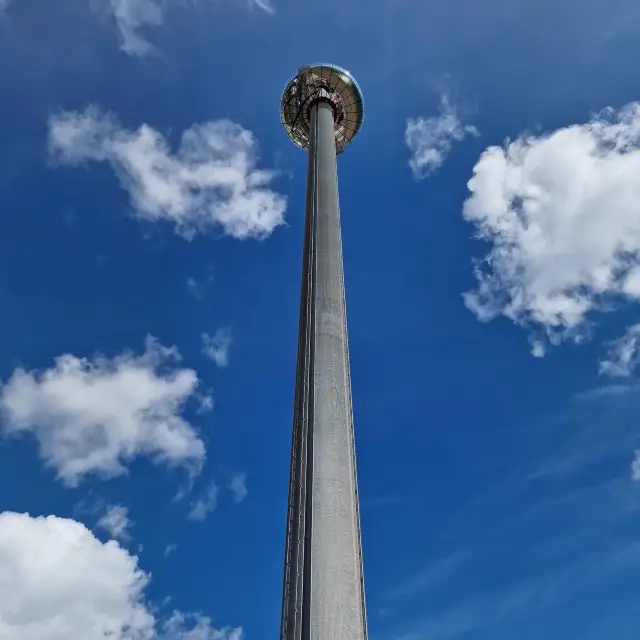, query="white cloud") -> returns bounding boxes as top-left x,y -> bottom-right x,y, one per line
405,94 -> 479,179
0,0 -> 9,13
101,0 -> 274,57
0,511 -> 241,640
186,266 -> 215,301
188,482 -> 218,521
249,0 -> 274,13
97,505 -> 132,541
164,543 -> 177,557
0,511 -> 153,640
599,324 -> 640,377
48,106 -> 286,240
196,393 -> 214,413
464,102 -> 640,349
201,328 -> 232,368
0,335 -> 207,486
160,612 -> 242,640
632,451 -> 640,481
106,0 -> 163,56
530,339 -> 546,358
186,278 -> 200,298
229,473 -> 248,504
